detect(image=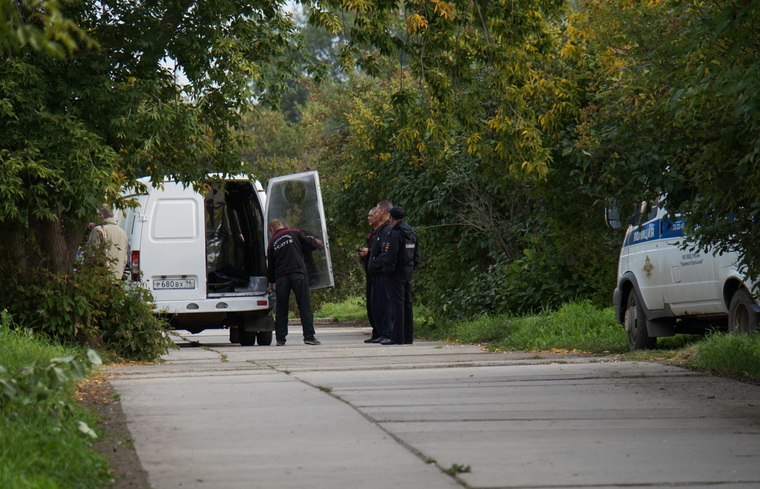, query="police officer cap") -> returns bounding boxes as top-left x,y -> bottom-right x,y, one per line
389,206 -> 405,220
